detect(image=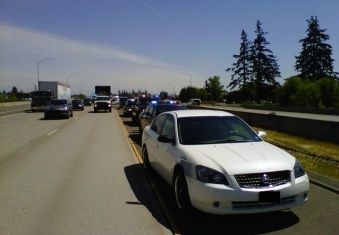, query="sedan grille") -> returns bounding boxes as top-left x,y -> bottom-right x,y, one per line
235,171 -> 290,188
96,103 -> 109,109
